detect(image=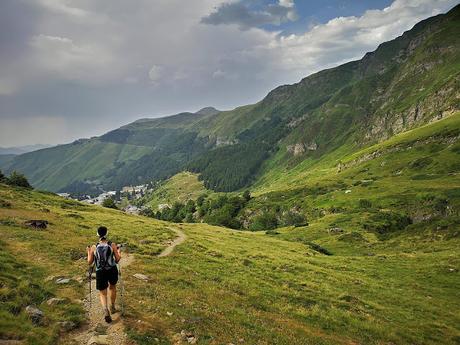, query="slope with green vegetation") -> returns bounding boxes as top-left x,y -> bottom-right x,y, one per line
138,172 -> 209,211
0,184 -> 175,345
0,181 -> 459,344
2,6 -> 459,194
